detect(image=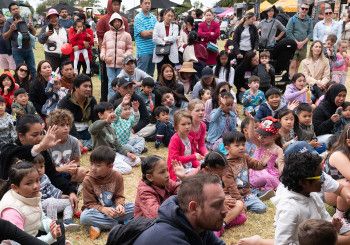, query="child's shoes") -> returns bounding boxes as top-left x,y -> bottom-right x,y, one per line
225,213 -> 247,228
63,219 -> 80,231
89,226 -> 101,240
259,189 -> 275,201
74,210 -> 81,218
